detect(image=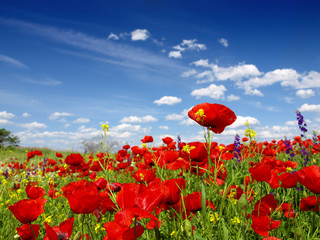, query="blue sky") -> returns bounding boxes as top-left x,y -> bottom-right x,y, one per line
0,0 -> 320,151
